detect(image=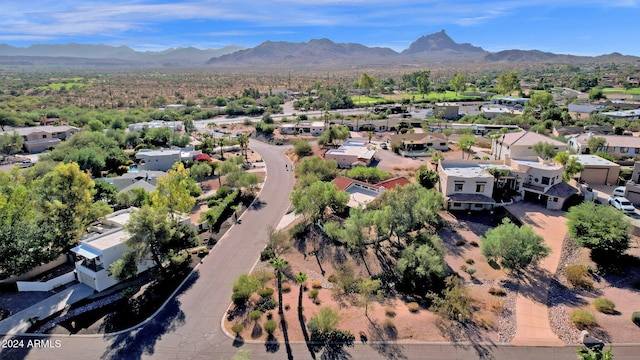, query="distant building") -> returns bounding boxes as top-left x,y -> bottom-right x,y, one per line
433,103 -> 460,120
1,125 -> 79,153
325,140 -> 376,168
389,132 -> 448,157
128,121 -> 183,132
490,131 -> 568,160
568,134 -> 640,157
491,97 -> 529,108
135,147 -> 201,171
